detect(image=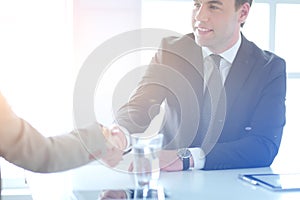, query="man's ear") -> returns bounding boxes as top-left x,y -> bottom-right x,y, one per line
238,3 -> 251,25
